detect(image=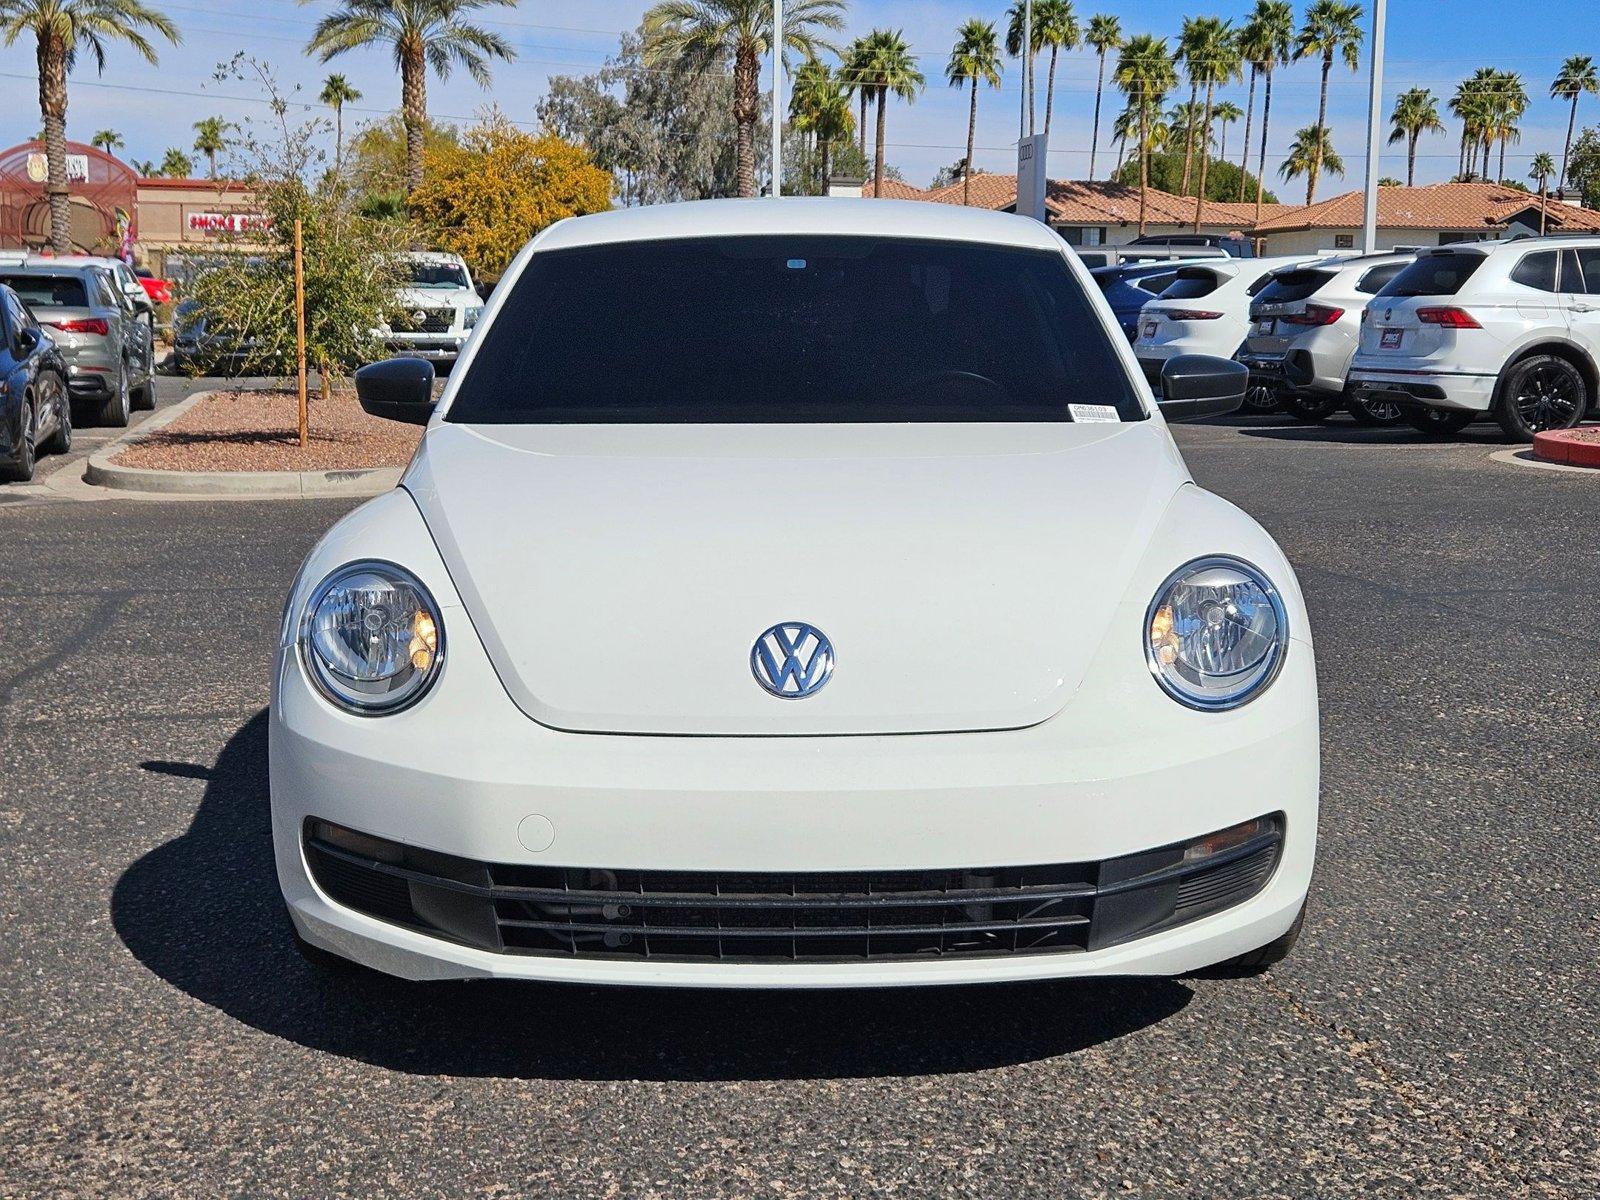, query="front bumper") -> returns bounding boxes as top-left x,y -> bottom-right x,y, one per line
383,334 -> 467,361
